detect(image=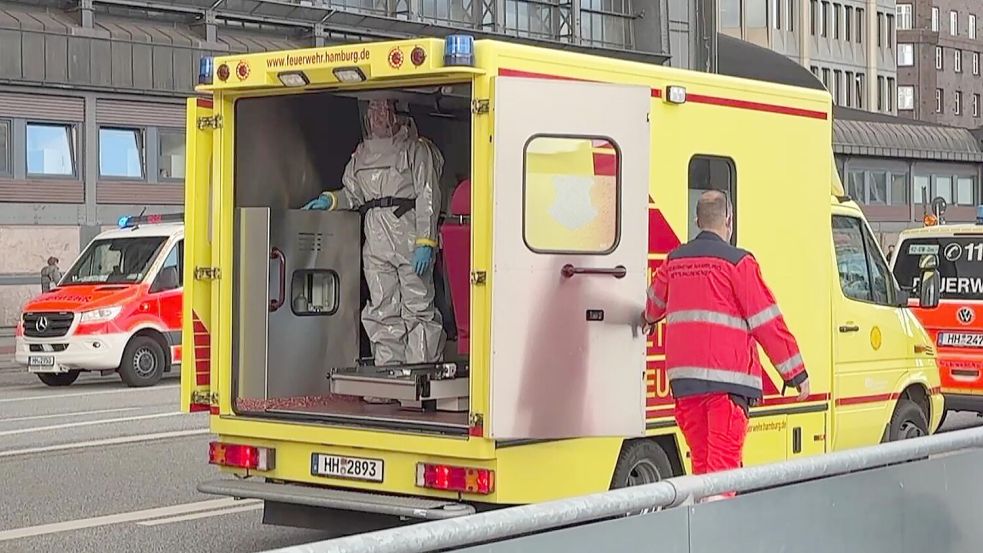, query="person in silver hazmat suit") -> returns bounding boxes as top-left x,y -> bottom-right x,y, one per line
304,99 -> 445,366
